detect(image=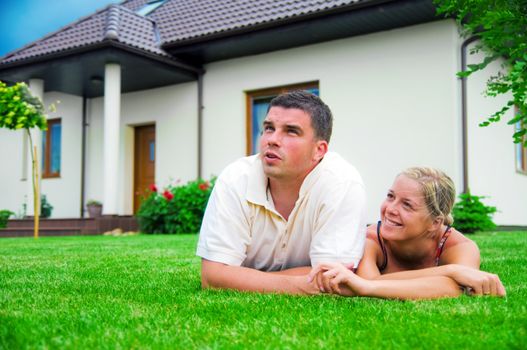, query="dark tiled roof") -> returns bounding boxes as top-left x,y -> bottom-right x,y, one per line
151,0 -> 362,45
1,3 -> 169,65
2,10 -> 107,64
0,0 -> 373,65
